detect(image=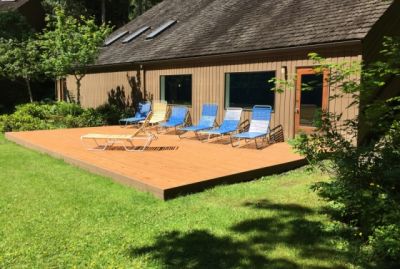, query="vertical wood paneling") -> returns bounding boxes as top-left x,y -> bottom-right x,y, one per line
68,52 -> 361,140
